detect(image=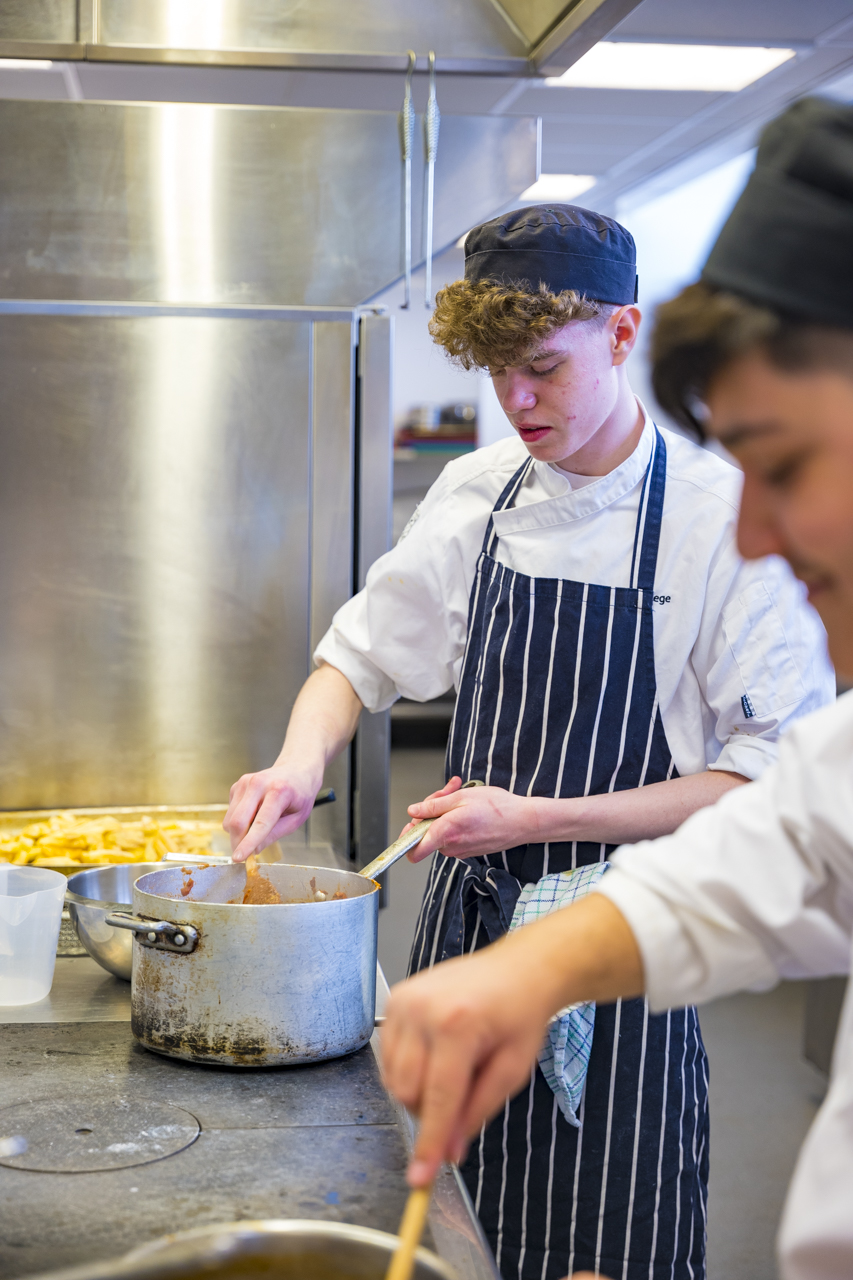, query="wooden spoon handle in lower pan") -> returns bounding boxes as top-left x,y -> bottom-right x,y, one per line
385,1185 -> 432,1280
